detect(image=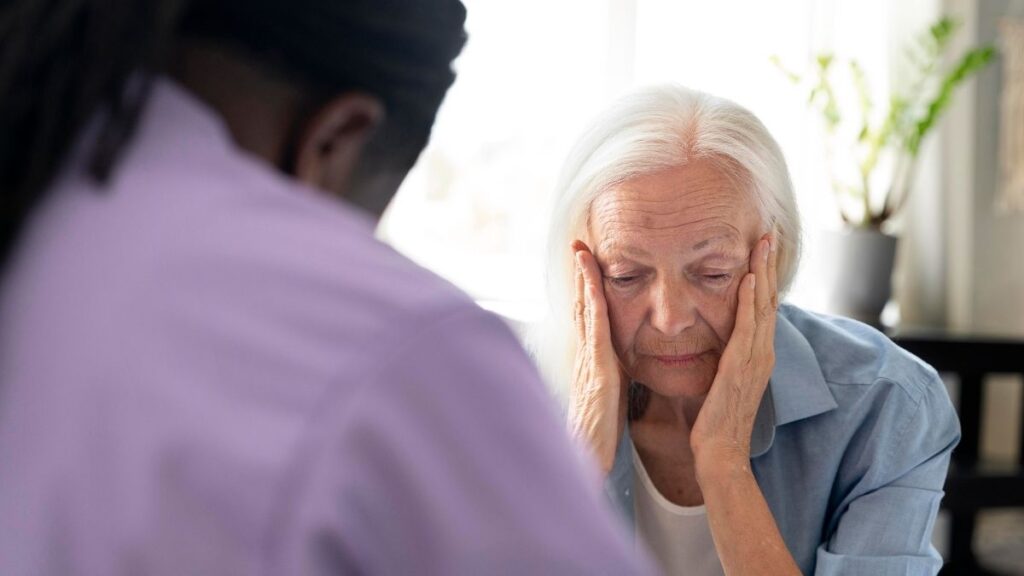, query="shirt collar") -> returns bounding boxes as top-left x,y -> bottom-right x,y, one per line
750,305 -> 838,457
138,76 -> 236,160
